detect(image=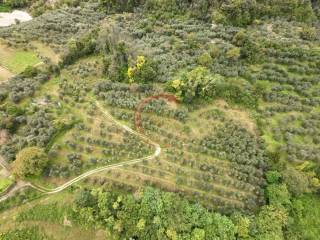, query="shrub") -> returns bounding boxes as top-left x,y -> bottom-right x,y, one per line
255,205 -> 288,239
266,171 -> 282,184
12,147 -> 49,179
282,168 -> 310,196
300,27 -> 317,40
61,30 -> 98,66
220,0 -> 257,27
258,0 -> 315,23
100,0 -> 143,13
197,52 -> 213,67
127,55 -> 158,83
168,66 -> 219,103
226,47 -> 241,61
103,42 -> 129,82
266,184 -> 291,206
